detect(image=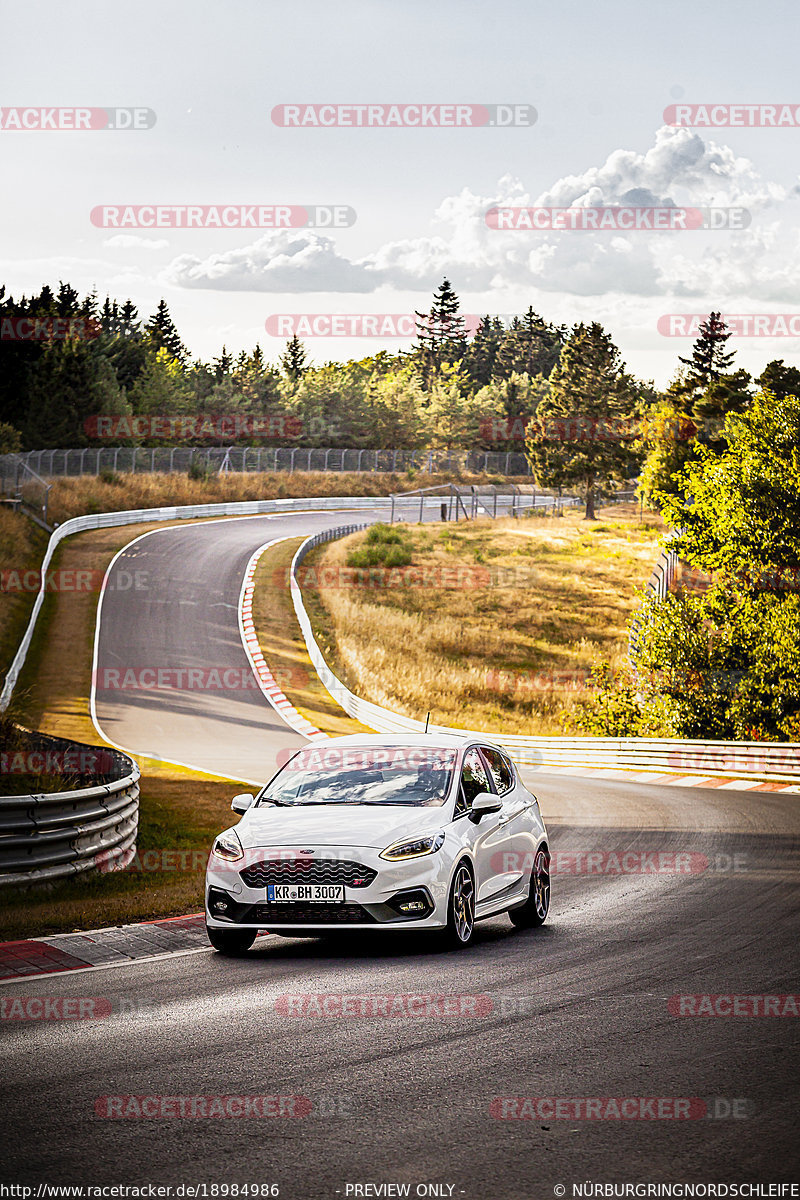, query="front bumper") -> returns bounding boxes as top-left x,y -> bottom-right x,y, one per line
205,847 -> 451,931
